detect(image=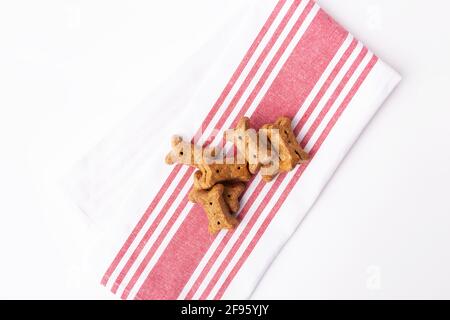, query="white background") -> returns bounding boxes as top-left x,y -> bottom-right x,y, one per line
0,0 -> 449,299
